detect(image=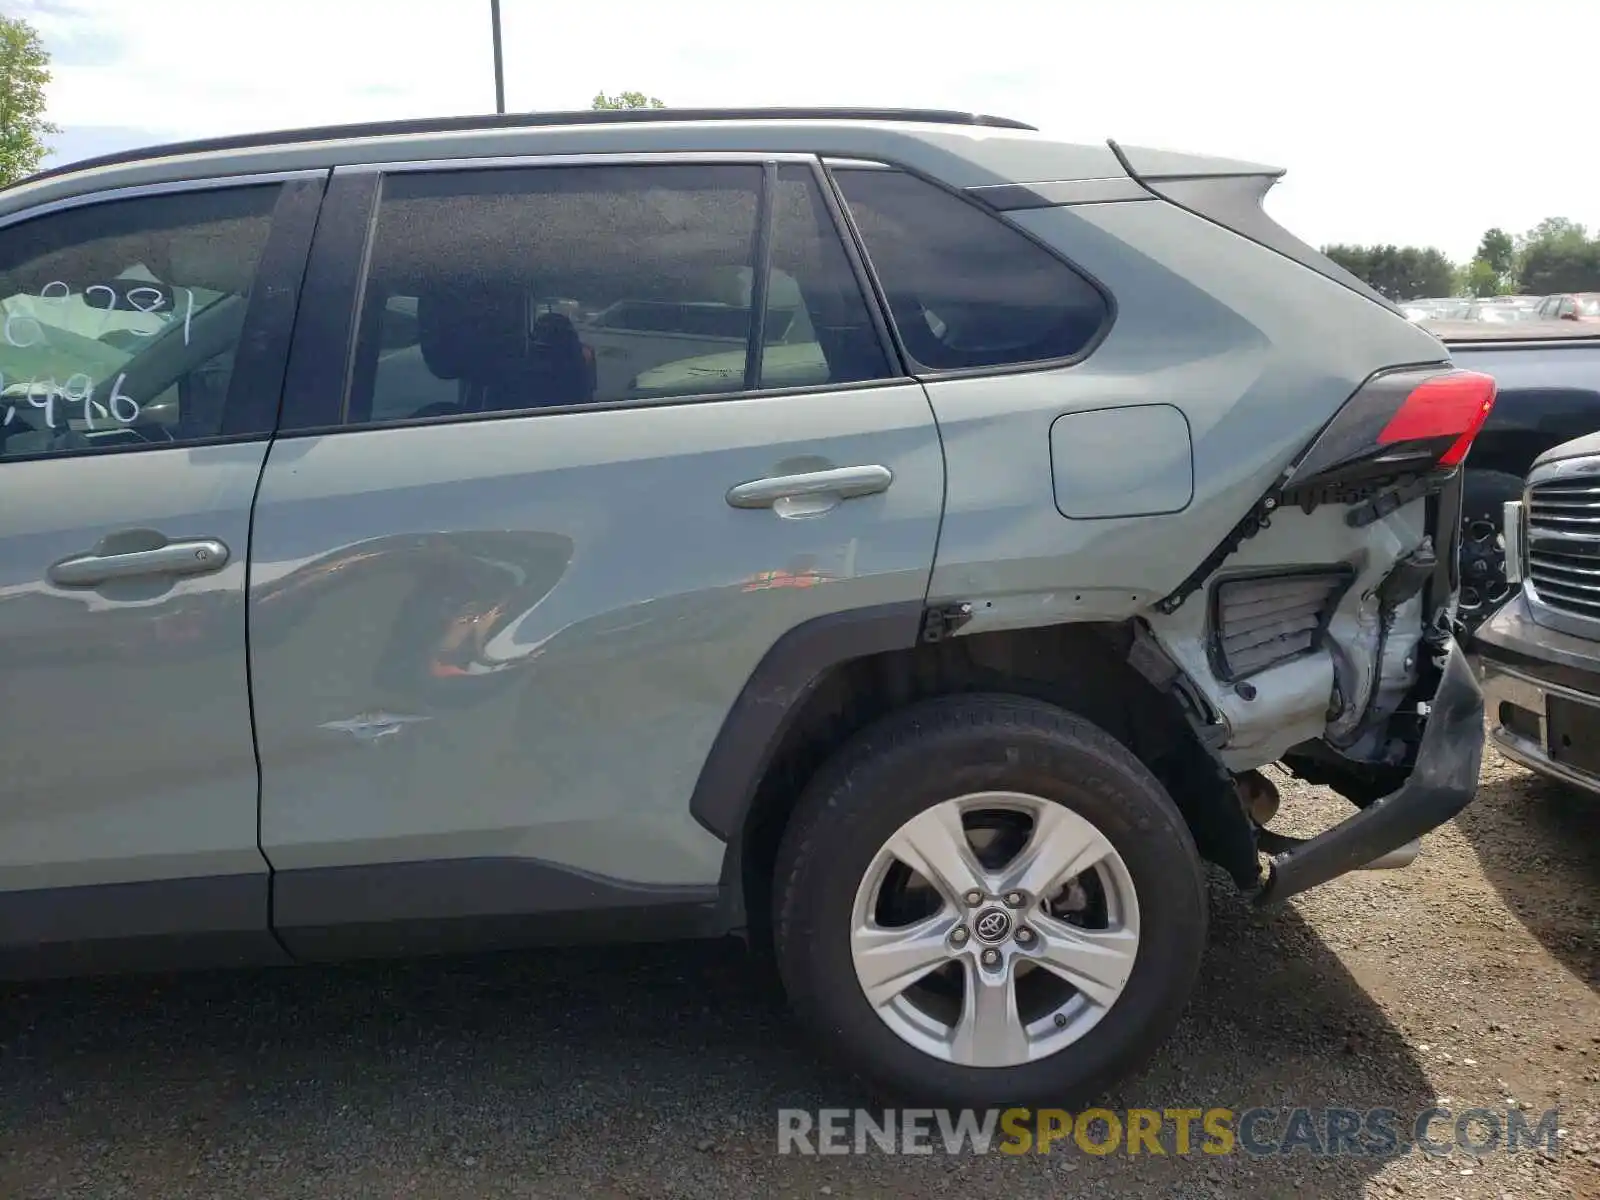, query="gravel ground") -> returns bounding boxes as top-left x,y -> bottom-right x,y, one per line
1,746 -> 1596,1199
